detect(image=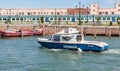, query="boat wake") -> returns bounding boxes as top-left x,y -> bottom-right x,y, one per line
103,49 -> 120,54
